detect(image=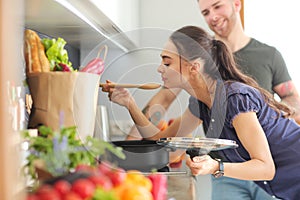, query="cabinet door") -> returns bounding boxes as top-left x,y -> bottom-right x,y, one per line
0,0 -> 26,199
240,0 -> 244,29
